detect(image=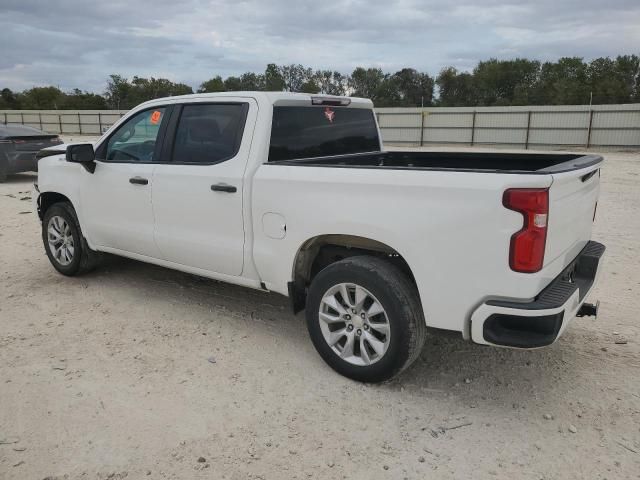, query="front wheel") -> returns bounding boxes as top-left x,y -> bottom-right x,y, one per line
42,202 -> 101,276
305,256 -> 426,382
